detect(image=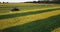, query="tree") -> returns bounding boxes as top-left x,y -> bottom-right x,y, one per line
57,0 -> 60,3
